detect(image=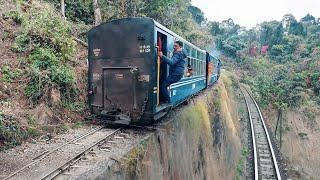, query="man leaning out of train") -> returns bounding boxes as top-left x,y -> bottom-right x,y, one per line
158,41 -> 187,105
